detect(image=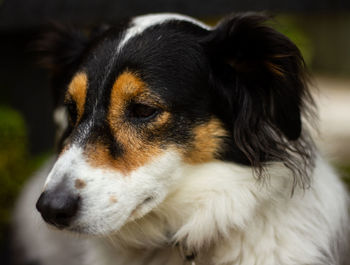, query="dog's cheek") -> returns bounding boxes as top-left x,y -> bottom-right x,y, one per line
72,149 -> 185,234
182,118 -> 228,164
